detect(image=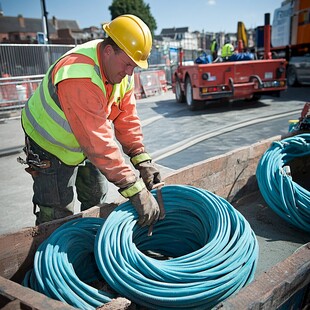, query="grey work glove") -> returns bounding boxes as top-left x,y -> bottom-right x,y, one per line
135,160 -> 162,191
129,187 -> 160,227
